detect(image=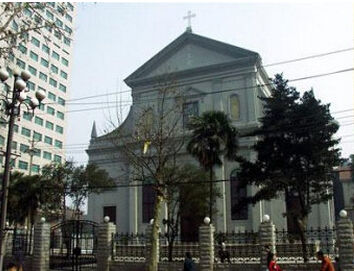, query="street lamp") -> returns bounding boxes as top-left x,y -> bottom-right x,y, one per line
0,67 -> 46,270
